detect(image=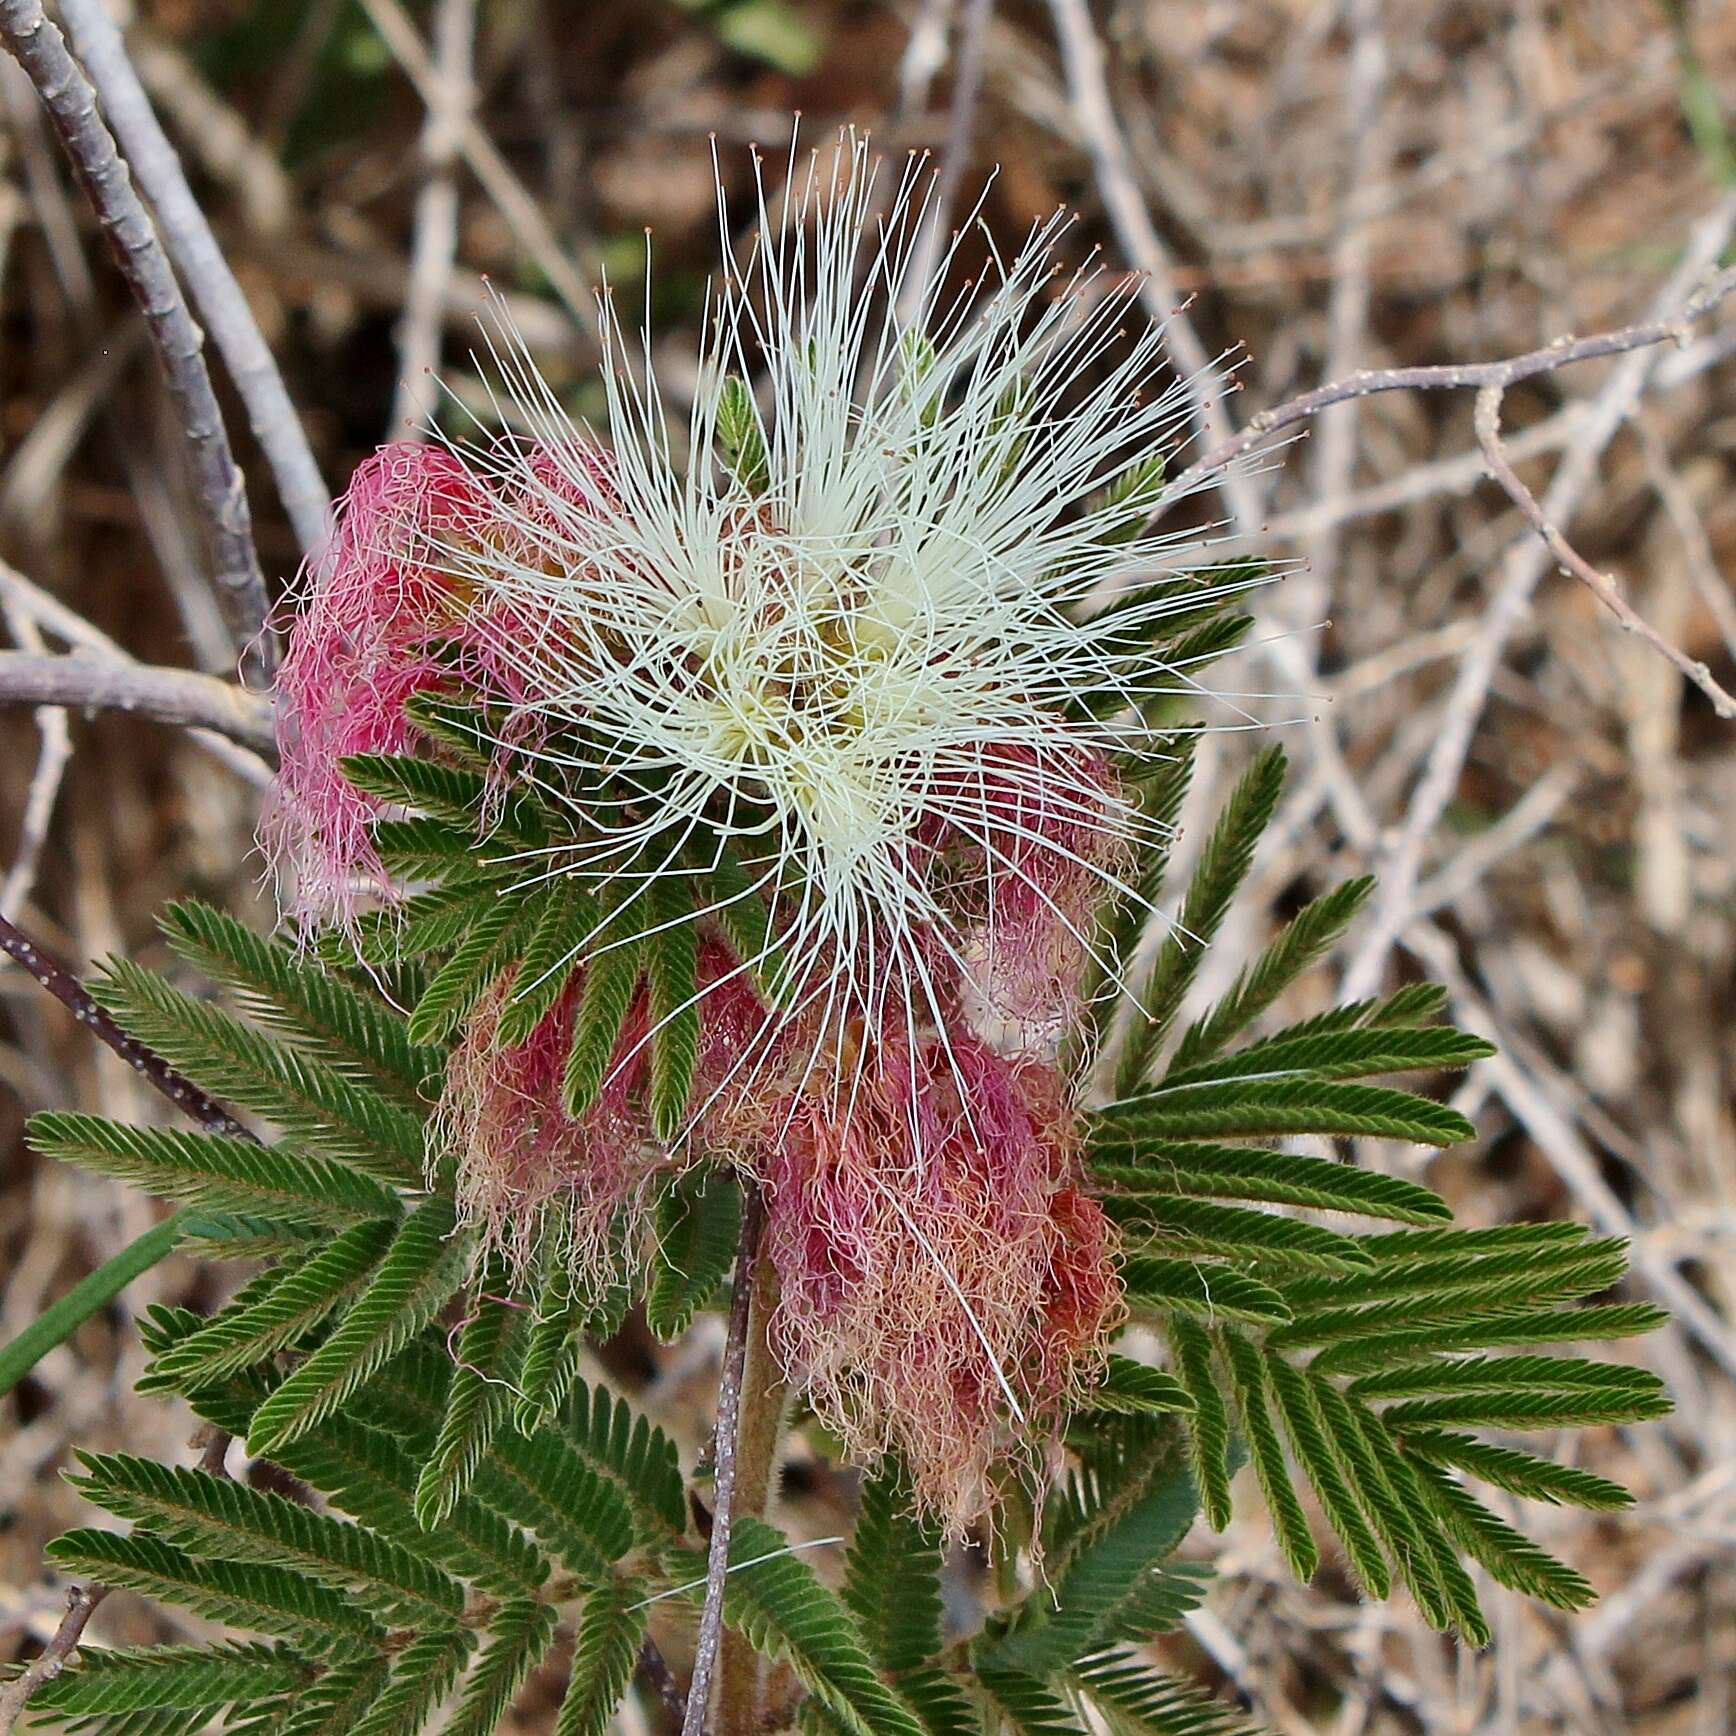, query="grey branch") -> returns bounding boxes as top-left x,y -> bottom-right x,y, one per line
683,1188 -> 767,1736
1160,264 -> 1736,510
55,0 -> 329,557
1474,381 -> 1736,720
0,1584 -> 107,1736
0,650 -> 276,753
0,0 -> 274,676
